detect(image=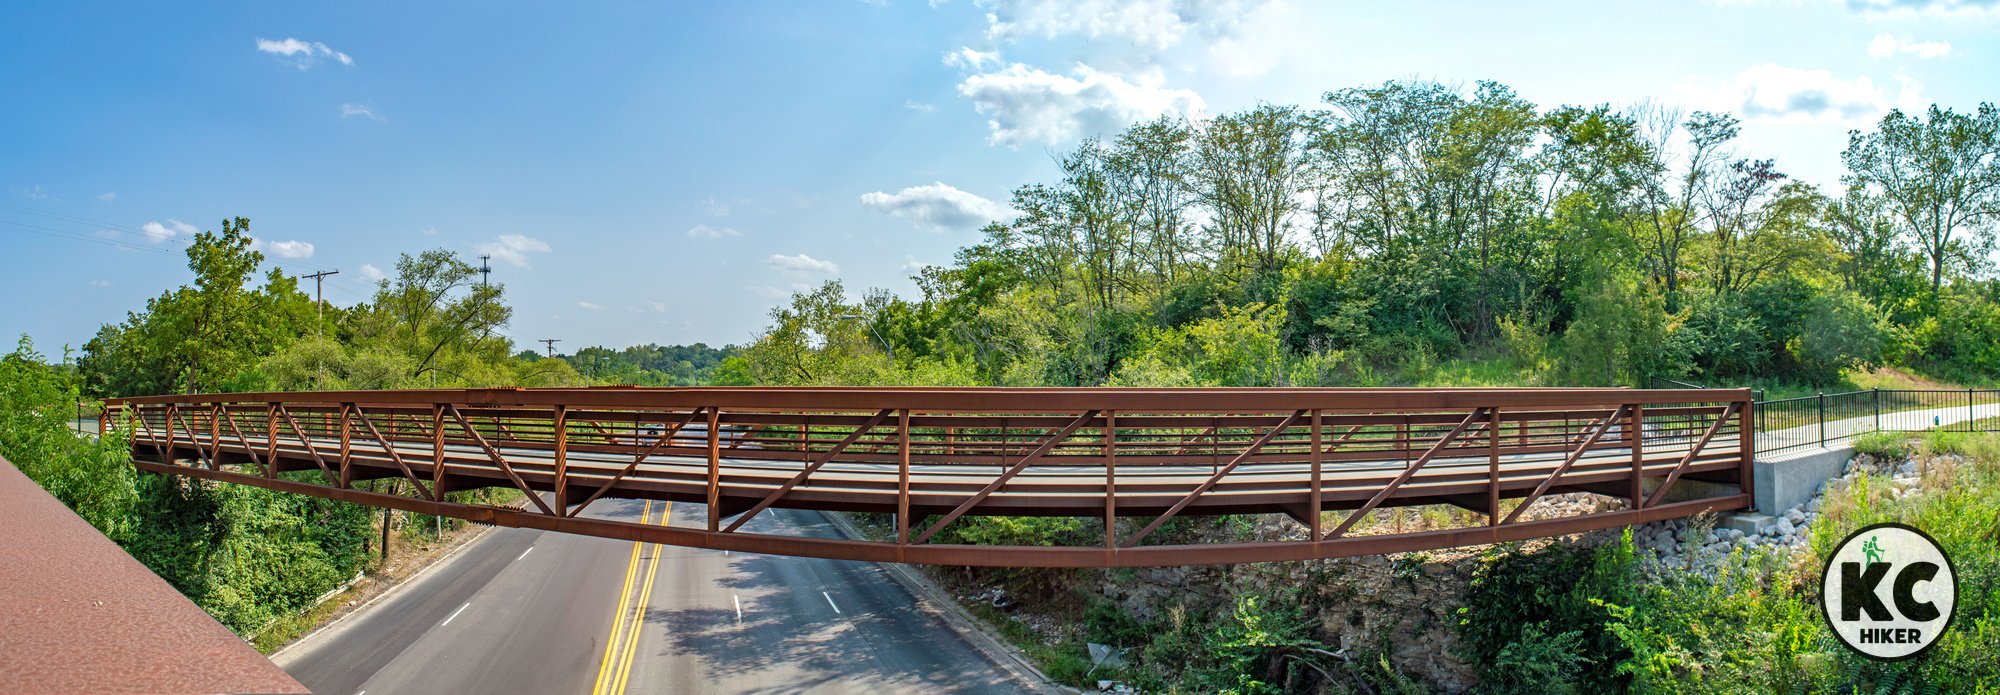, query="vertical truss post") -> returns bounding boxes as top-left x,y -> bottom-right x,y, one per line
553,405 -> 568,515
1398,418 -> 1410,467
707,407 -> 721,532
1738,396 -> 1755,511
1103,410 -> 1117,548
1487,407 -> 1501,526
432,404 -> 446,501
164,404 -> 177,464
1628,404 -> 1645,509
898,409 -> 911,544
339,404 -> 352,488
1309,409 -> 1322,540
265,405 -> 278,479
209,404 -> 220,469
